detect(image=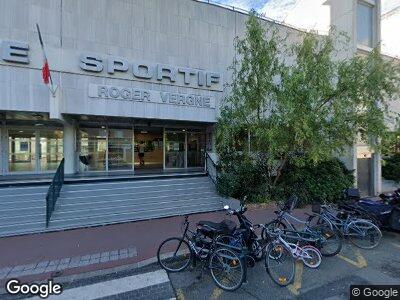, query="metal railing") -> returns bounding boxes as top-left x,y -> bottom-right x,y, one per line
205,152 -> 219,184
46,158 -> 64,227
